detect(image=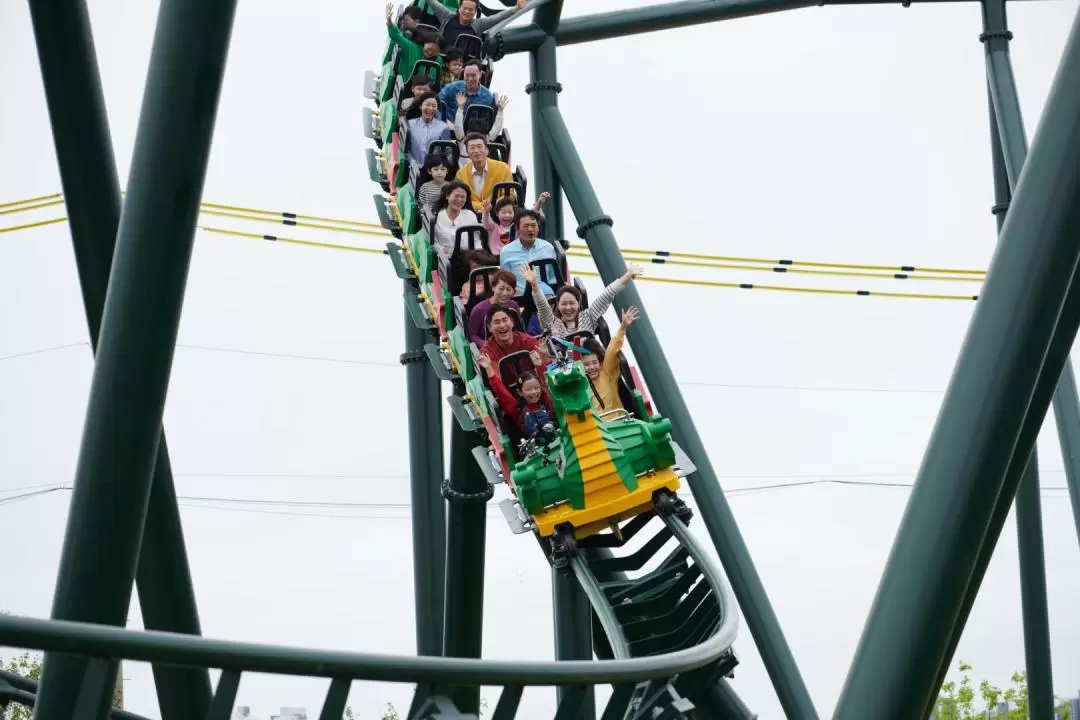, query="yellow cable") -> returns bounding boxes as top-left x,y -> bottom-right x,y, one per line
572,271 -> 978,302
0,191 -> 991,277
614,246 -> 986,277
0,199 -> 65,216
0,217 -> 69,234
0,193 -> 62,211
196,225 -> 389,255
564,250 -> 980,284
199,201 -> 383,230
3,214 -> 979,302
199,208 -> 390,238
